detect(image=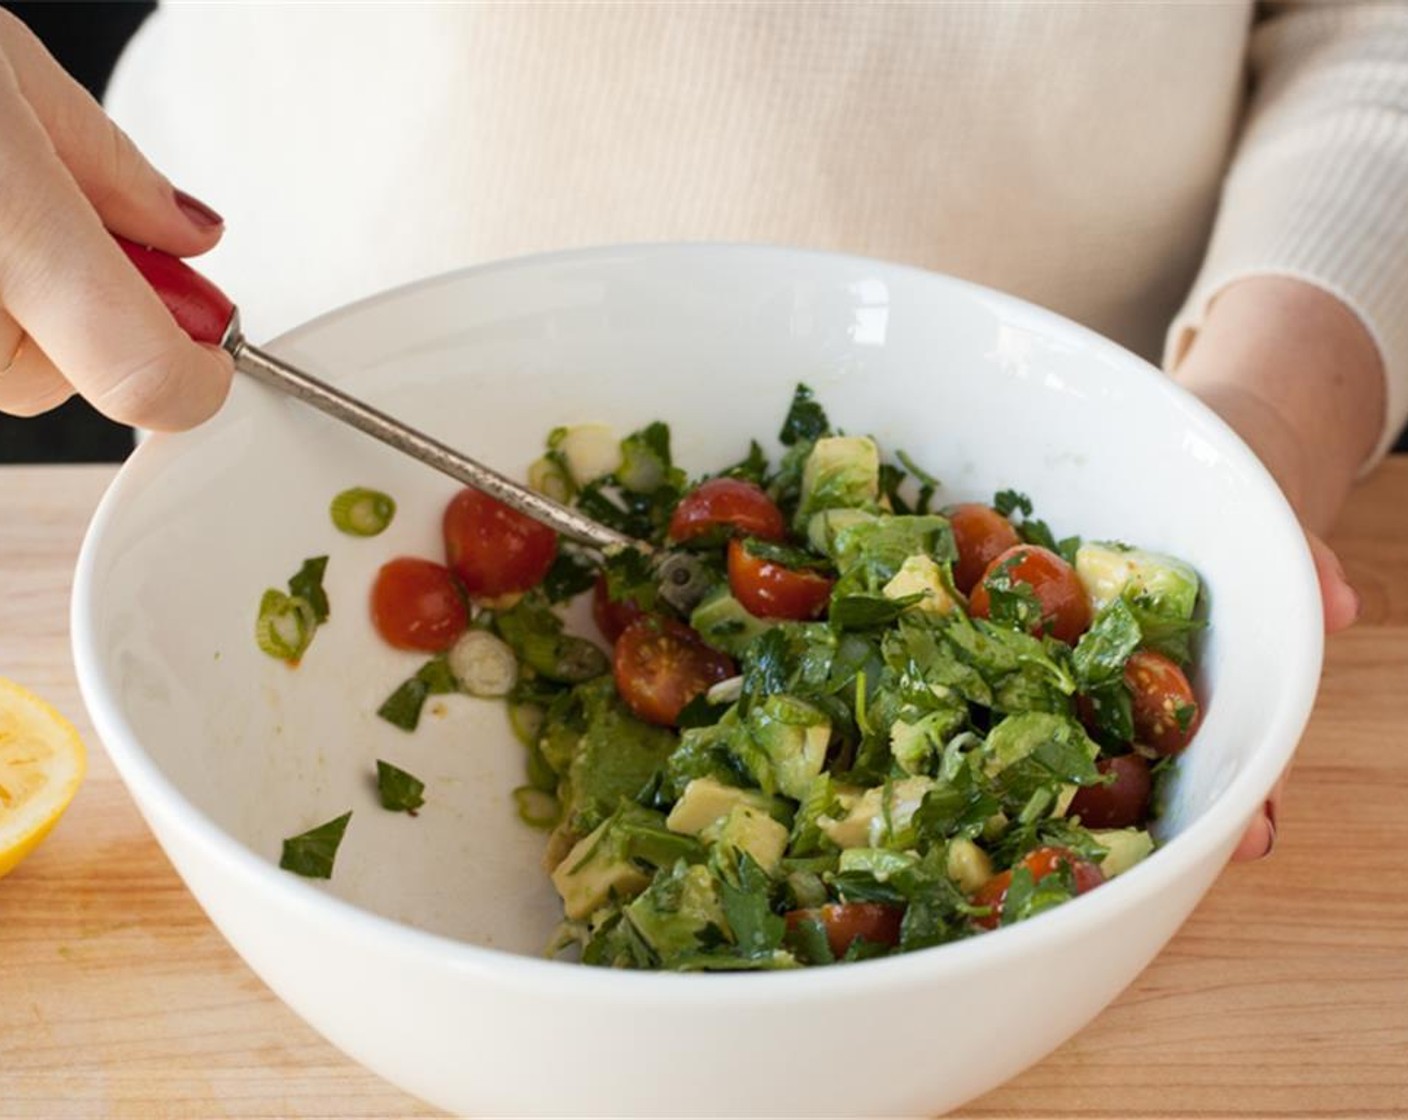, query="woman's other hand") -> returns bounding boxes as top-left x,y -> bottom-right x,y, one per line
1176,274 -> 1383,860
0,10 -> 231,430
